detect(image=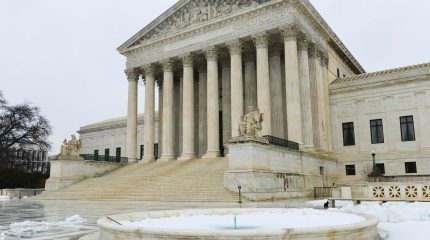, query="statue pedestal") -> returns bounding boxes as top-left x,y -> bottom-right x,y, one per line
45,158 -> 122,191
